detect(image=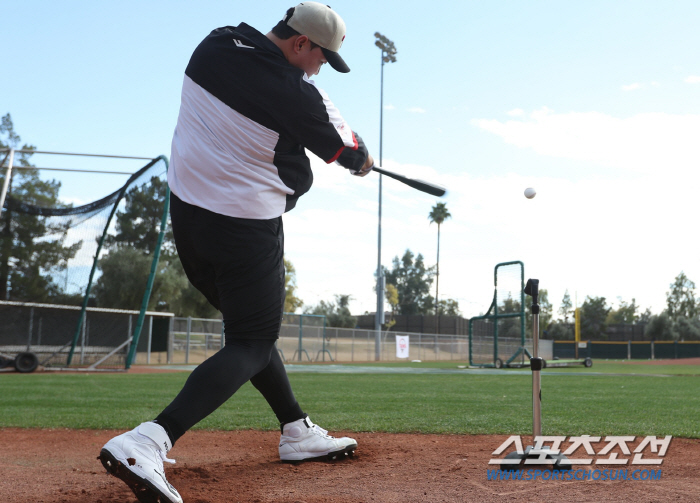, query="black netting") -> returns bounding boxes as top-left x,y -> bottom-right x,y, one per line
3,158 -> 160,217
469,262 -> 530,366
0,156 -> 169,367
